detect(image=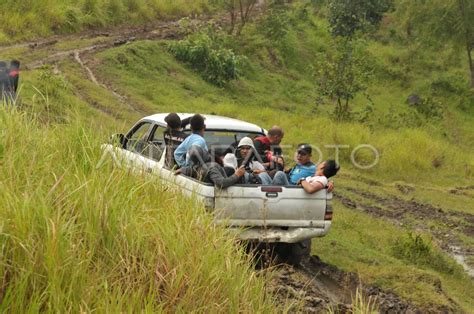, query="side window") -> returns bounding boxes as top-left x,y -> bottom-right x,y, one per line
126,122 -> 152,153
145,125 -> 166,161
